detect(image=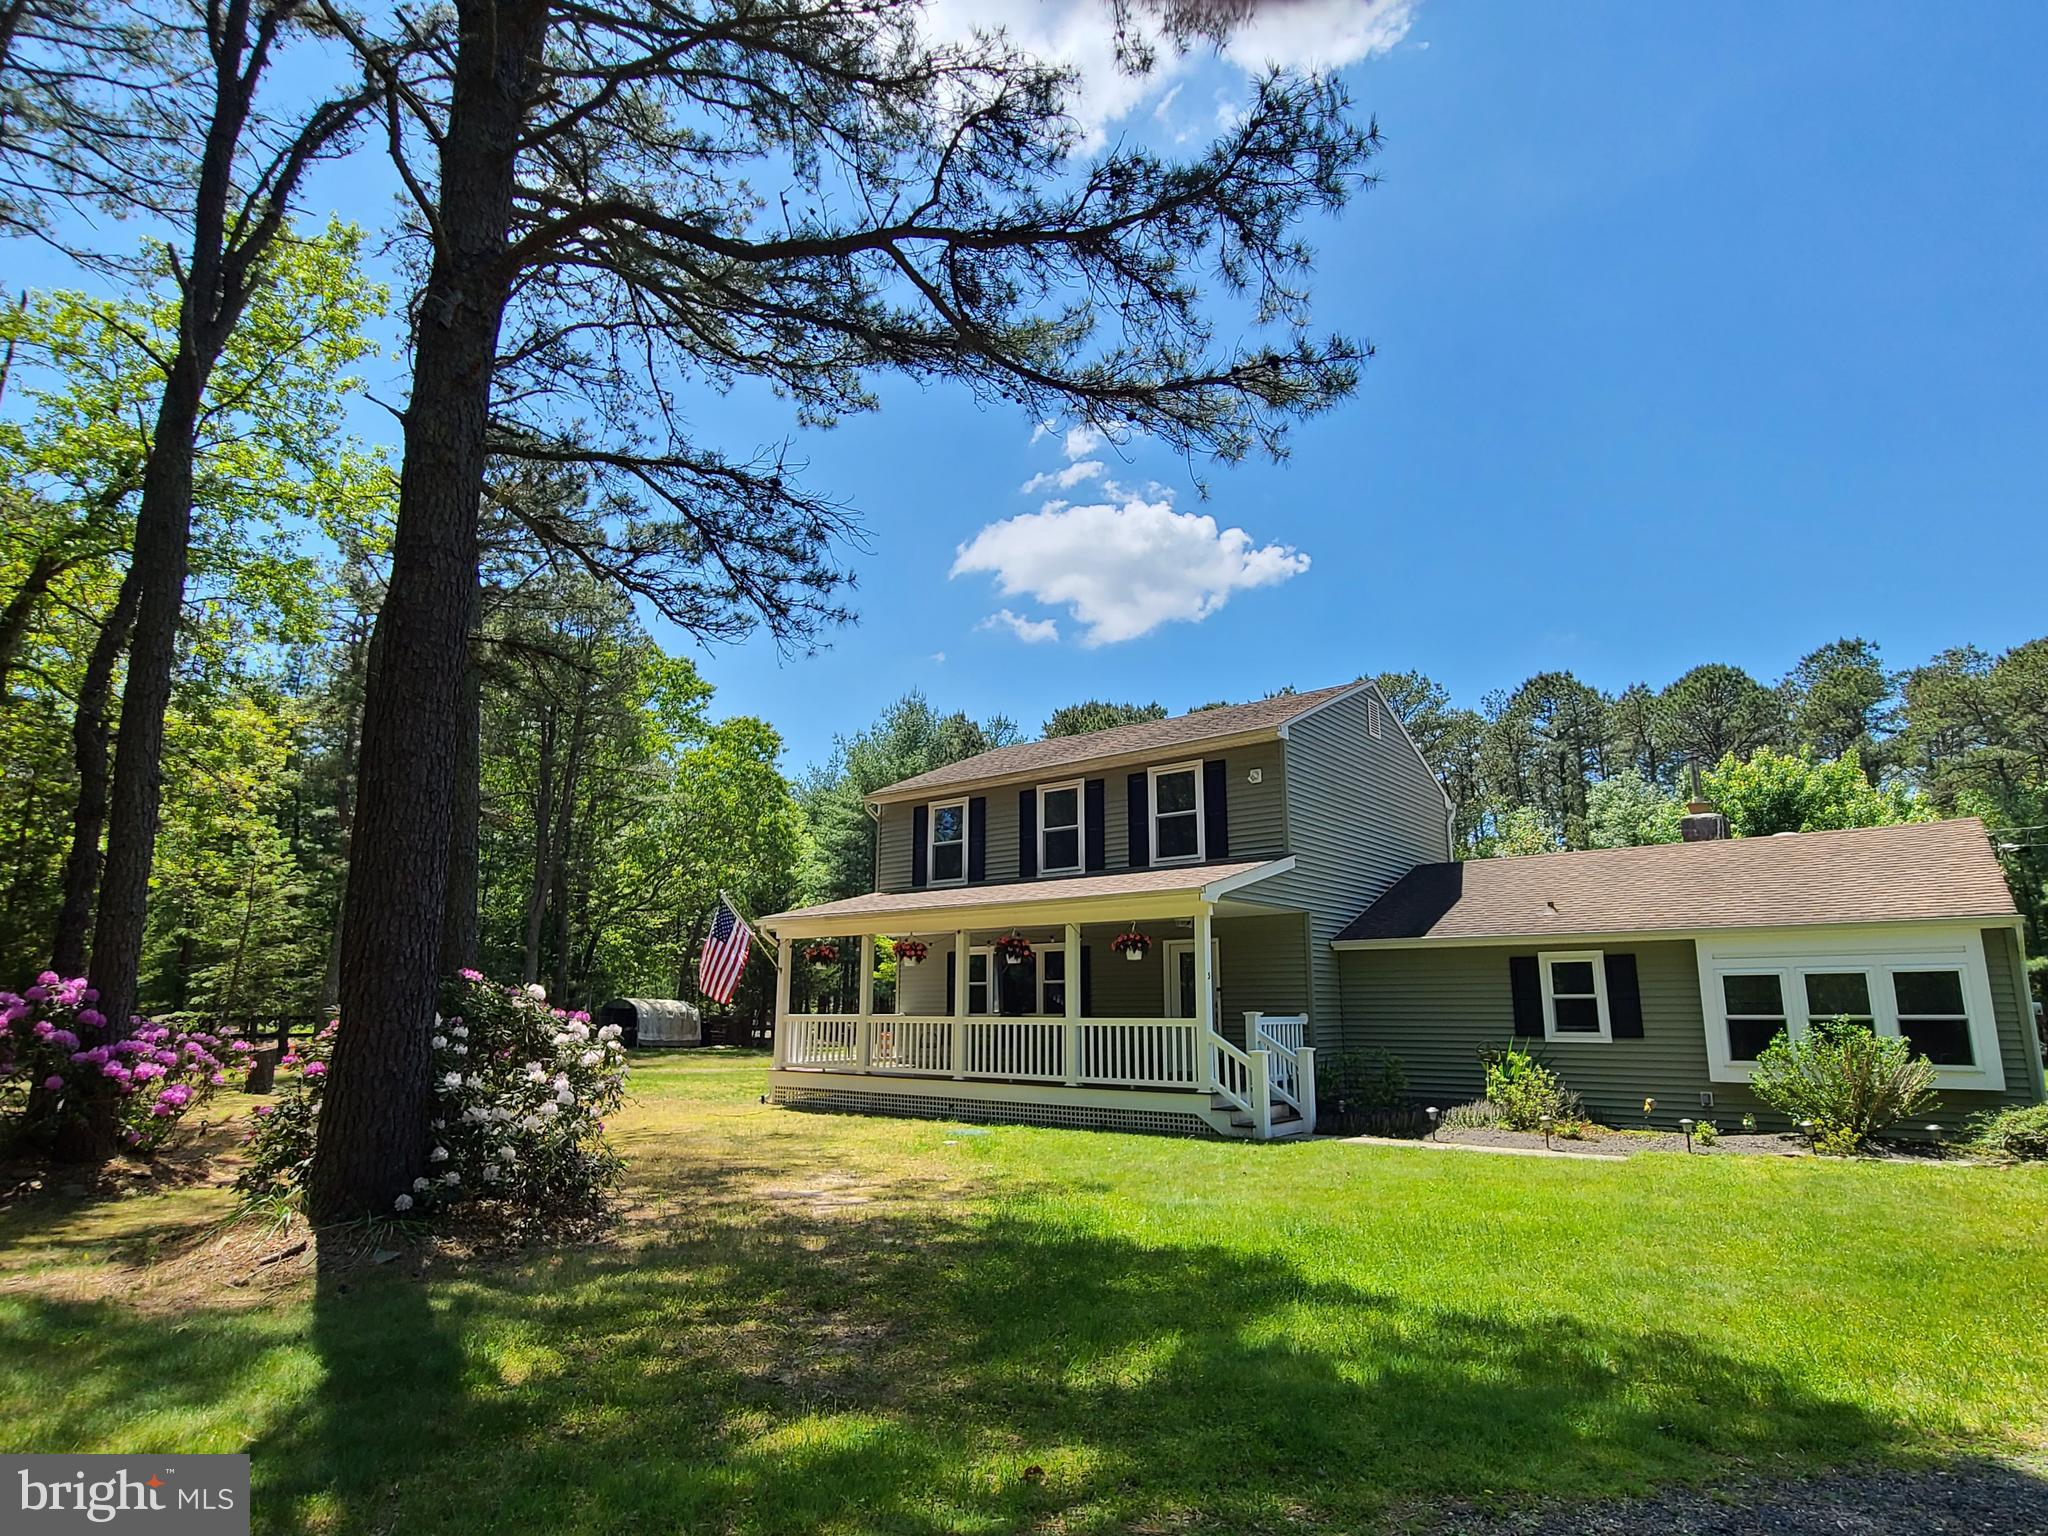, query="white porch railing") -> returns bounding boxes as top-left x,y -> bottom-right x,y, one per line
780,1015 -> 1200,1089
776,1012 -> 1312,1139
871,1016 -> 953,1074
1249,1012 -> 1317,1136
1078,1020 -> 1200,1088
964,1019 -> 1066,1081
784,1015 -> 860,1068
